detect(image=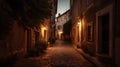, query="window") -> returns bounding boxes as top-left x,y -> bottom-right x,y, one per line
87,23 -> 93,41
